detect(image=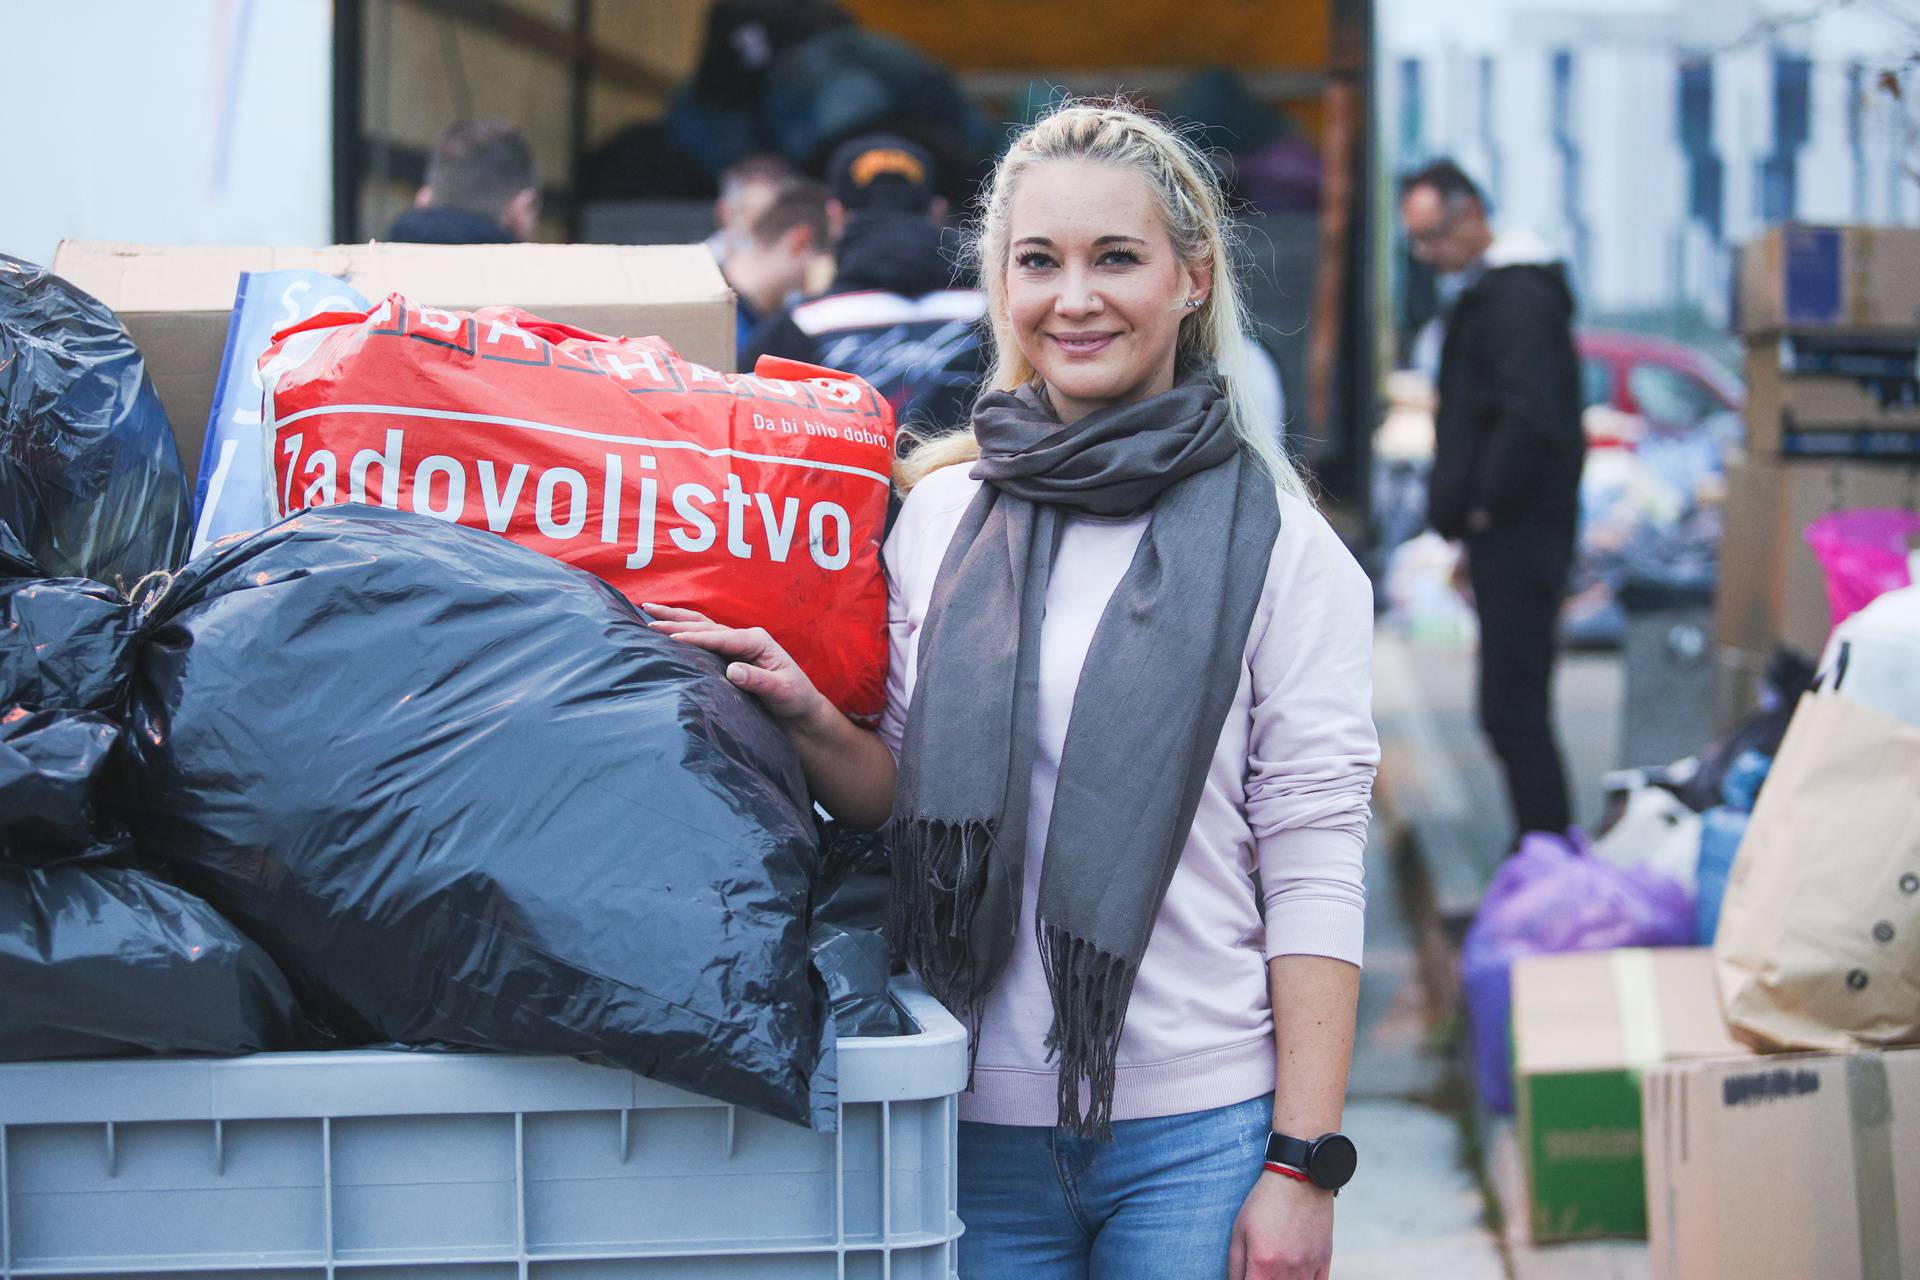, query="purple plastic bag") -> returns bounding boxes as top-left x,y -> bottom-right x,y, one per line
1234,137 -> 1323,213
1804,509 -> 1920,636
1461,832 -> 1693,1113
